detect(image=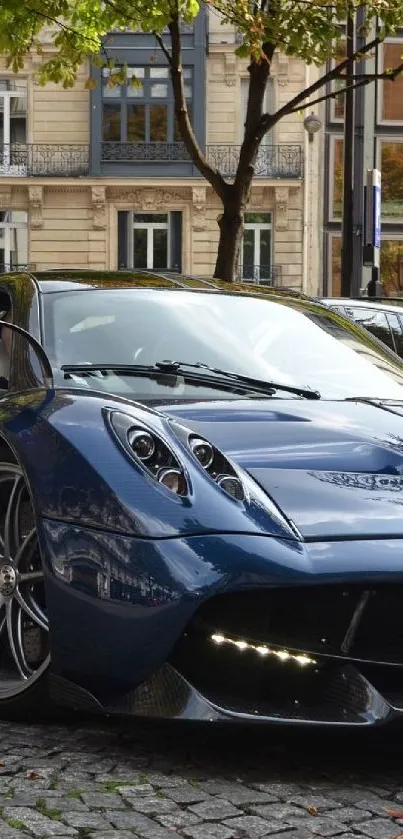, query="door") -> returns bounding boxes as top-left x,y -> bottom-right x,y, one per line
131,213 -> 169,271
242,213 -> 273,283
